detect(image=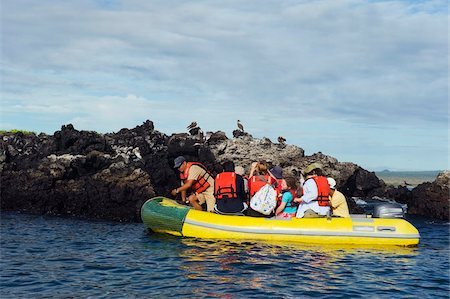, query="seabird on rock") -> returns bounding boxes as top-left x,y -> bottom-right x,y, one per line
188,126 -> 200,136
197,129 -> 204,142
193,129 -> 204,146
237,120 -> 244,132
278,136 -> 286,144
187,121 -> 197,130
